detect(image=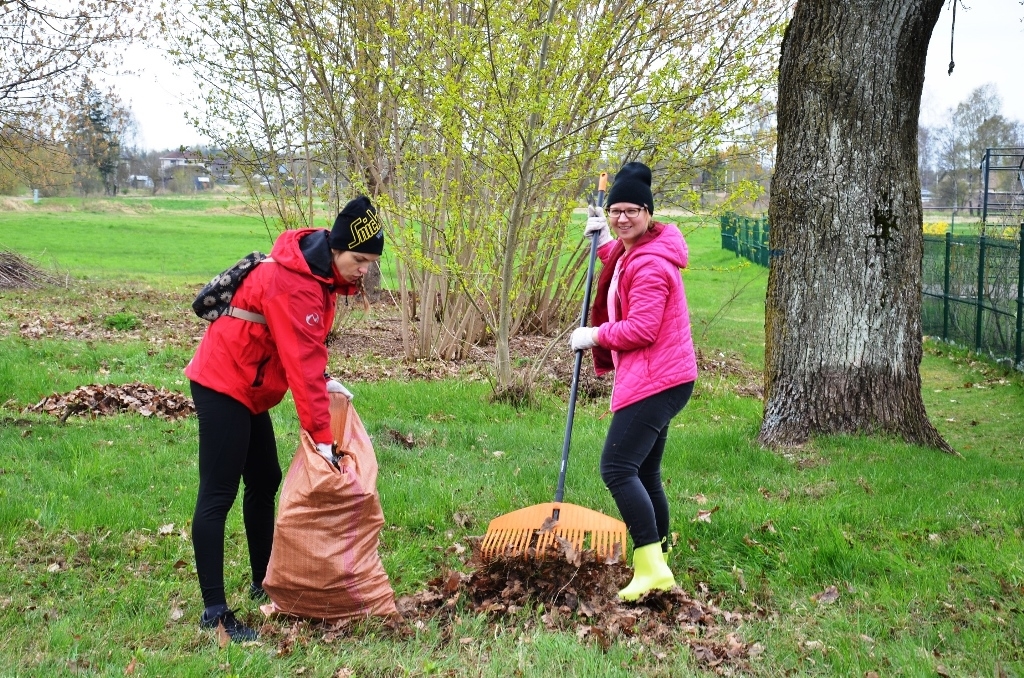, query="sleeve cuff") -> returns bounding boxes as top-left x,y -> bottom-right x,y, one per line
311,427 -> 333,446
